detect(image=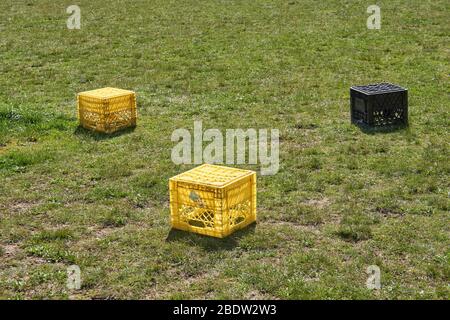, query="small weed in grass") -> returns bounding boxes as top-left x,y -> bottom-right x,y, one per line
95,161 -> 133,179
402,205 -> 435,216
0,149 -> 52,172
29,267 -> 65,287
336,212 -> 378,242
307,157 -> 322,170
132,173 -> 167,202
26,244 -> 76,264
280,205 -> 323,226
33,229 -> 73,242
100,209 -> 128,228
346,159 -> 359,170
0,108 -> 42,125
87,186 -> 128,201
300,211 -> 324,226
336,224 -> 372,242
